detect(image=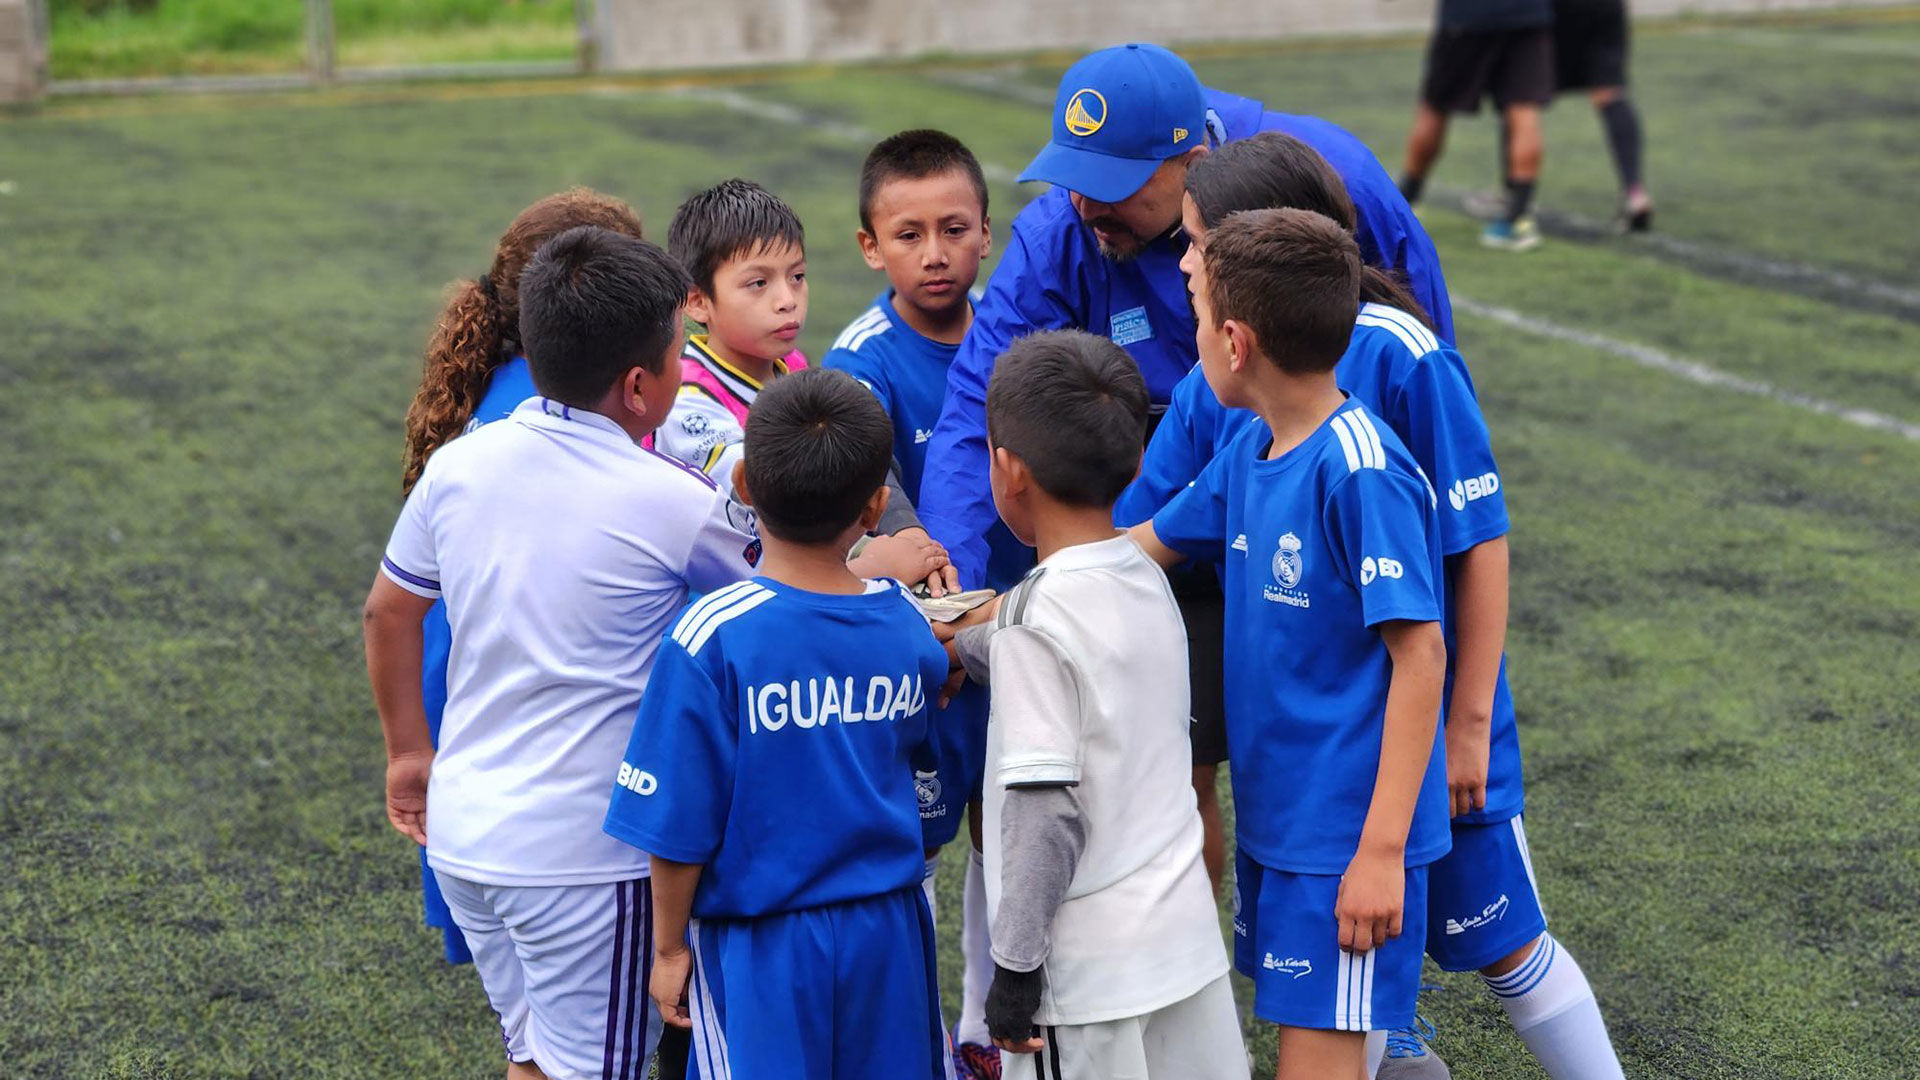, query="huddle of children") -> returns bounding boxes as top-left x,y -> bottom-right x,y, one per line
366,125 -> 1621,1080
